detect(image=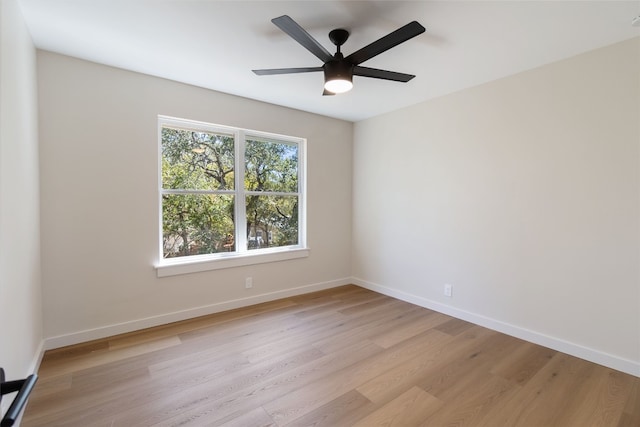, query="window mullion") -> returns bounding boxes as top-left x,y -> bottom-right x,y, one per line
244,191 -> 300,197
158,119 -> 165,262
161,189 -> 235,195
235,130 -> 247,253
298,138 -> 306,248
